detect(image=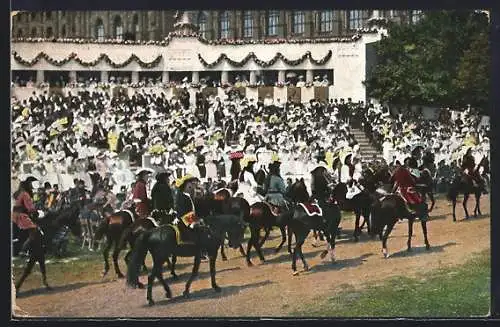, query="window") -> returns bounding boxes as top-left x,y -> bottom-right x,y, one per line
72,24 -> 76,34
46,27 -> 53,38
243,11 -> 253,38
17,29 -> 23,38
320,11 -> 333,32
293,11 -> 305,34
113,16 -> 123,40
95,18 -> 104,41
198,12 -> 208,38
31,27 -> 37,37
219,11 -> 230,39
30,12 -> 36,20
46,12 -> 52,19
411,10 -> 423,24
61,25 -> 66,37
348,10 -> 363,30
133,14 -> 140,35
267,10 -> 279,36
